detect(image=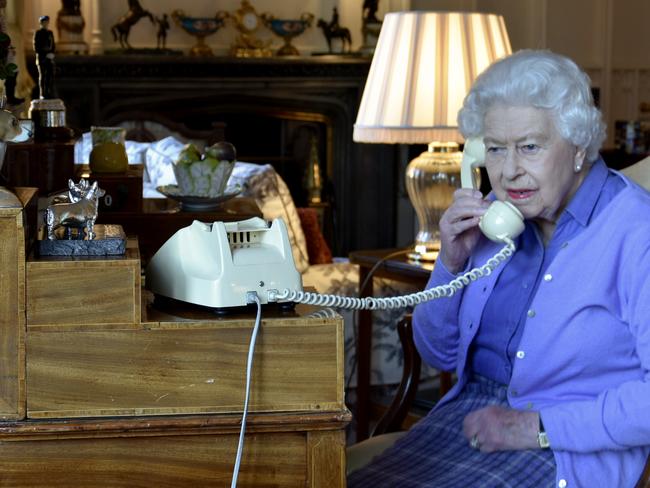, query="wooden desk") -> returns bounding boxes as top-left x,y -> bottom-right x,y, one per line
1,193 -> 349,487
96,196 -> 262,264
348,248 -> 433,441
